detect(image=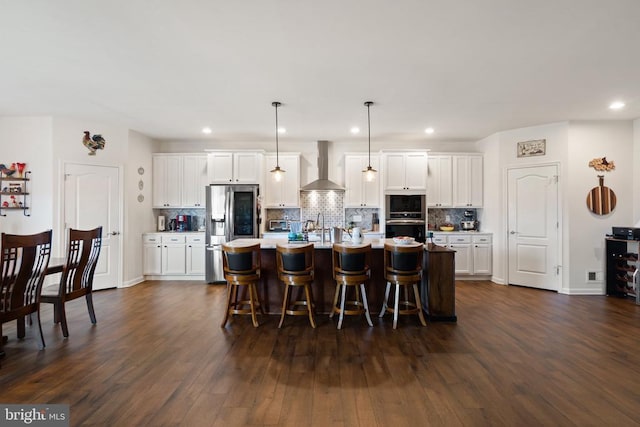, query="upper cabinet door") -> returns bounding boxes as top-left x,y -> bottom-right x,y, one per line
427,155 -> 453,207
182,155 -> 208,207
152,155 -> 182,207
207,152 -> 261,184
345,154 -> 380,207
383,152 -> 427,193
207,152 -> 234,183
383,153 -> 407,191
453,154 -> 483,207
263,154 -> 300,207
234,152 -> 260,183
404,153 -> 428,190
